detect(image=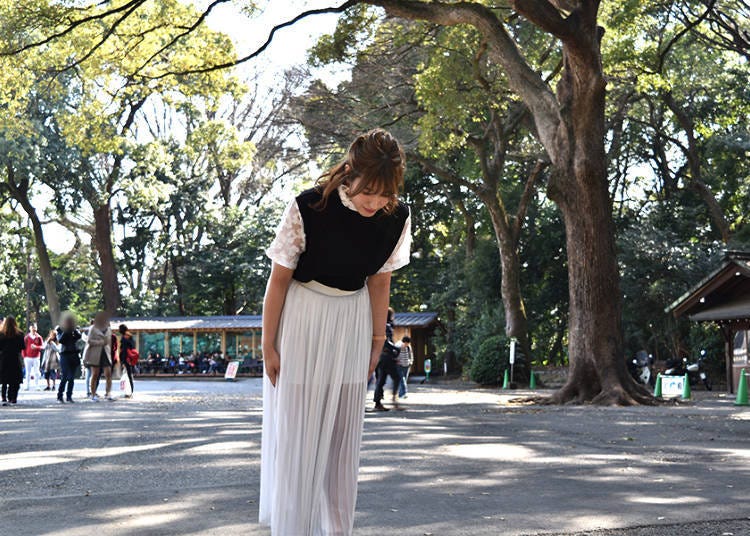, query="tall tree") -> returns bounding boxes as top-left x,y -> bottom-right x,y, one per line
338,0 -> 646,403
3,0 -> 238,316
0,82 -> 83,326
